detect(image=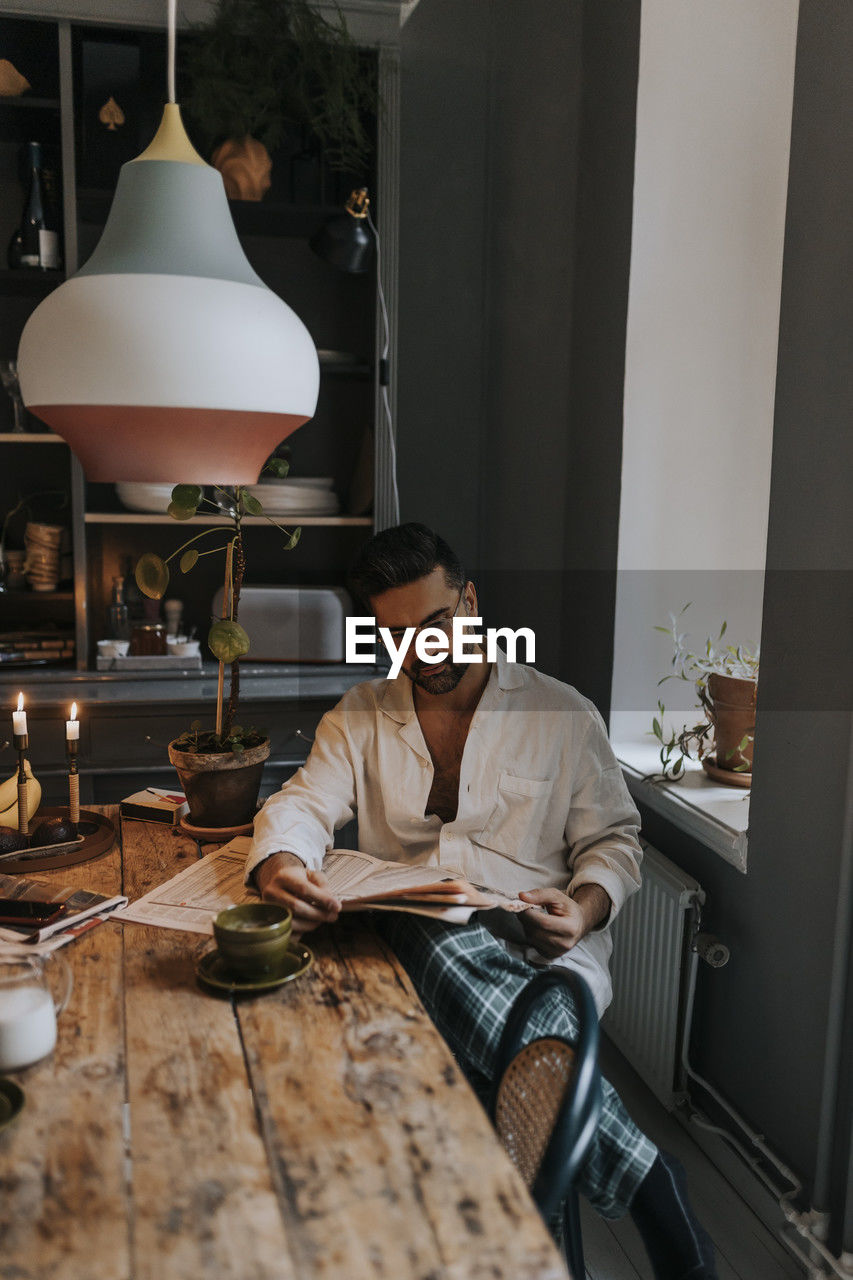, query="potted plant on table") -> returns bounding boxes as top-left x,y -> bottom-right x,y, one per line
135,468 -> 300,834
650,604 -> 759,787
